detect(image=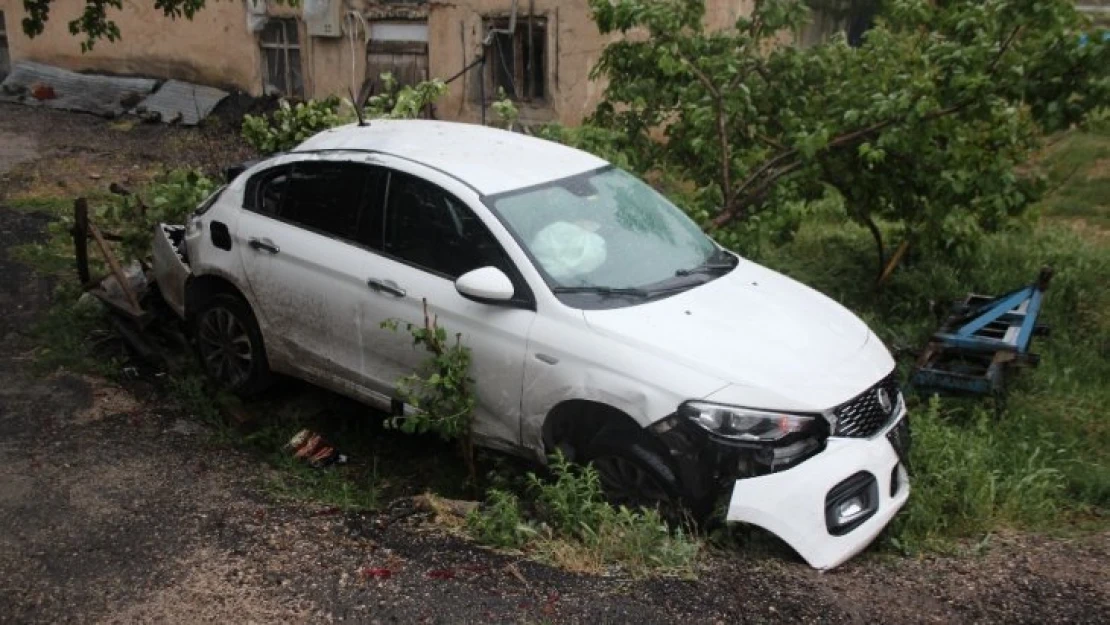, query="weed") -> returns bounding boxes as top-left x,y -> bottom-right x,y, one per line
381,300 -> 478,483
466,489 -> 536,549
25,282 -> 119,376
468,453 -> 700,577
6,195 -> 74,215
266,455 -> 380,512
